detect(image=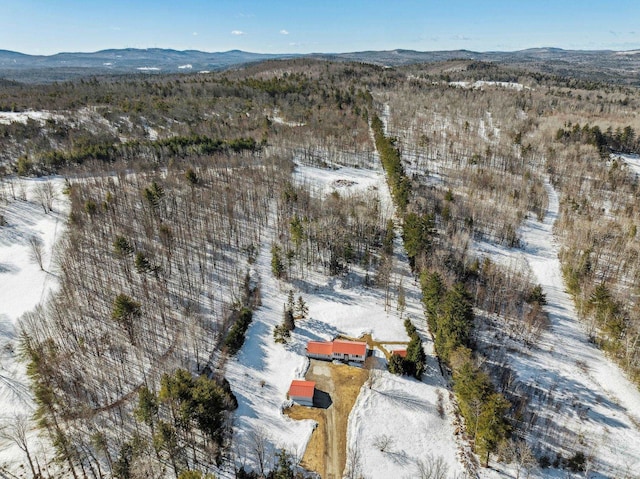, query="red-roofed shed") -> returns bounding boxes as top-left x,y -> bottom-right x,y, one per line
391,349 -> 407,358
288,380 -> 315,406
